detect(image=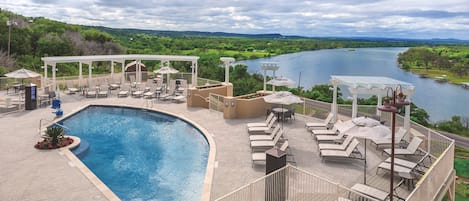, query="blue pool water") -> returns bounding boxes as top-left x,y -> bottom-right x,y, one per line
59,106 -> 209,201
